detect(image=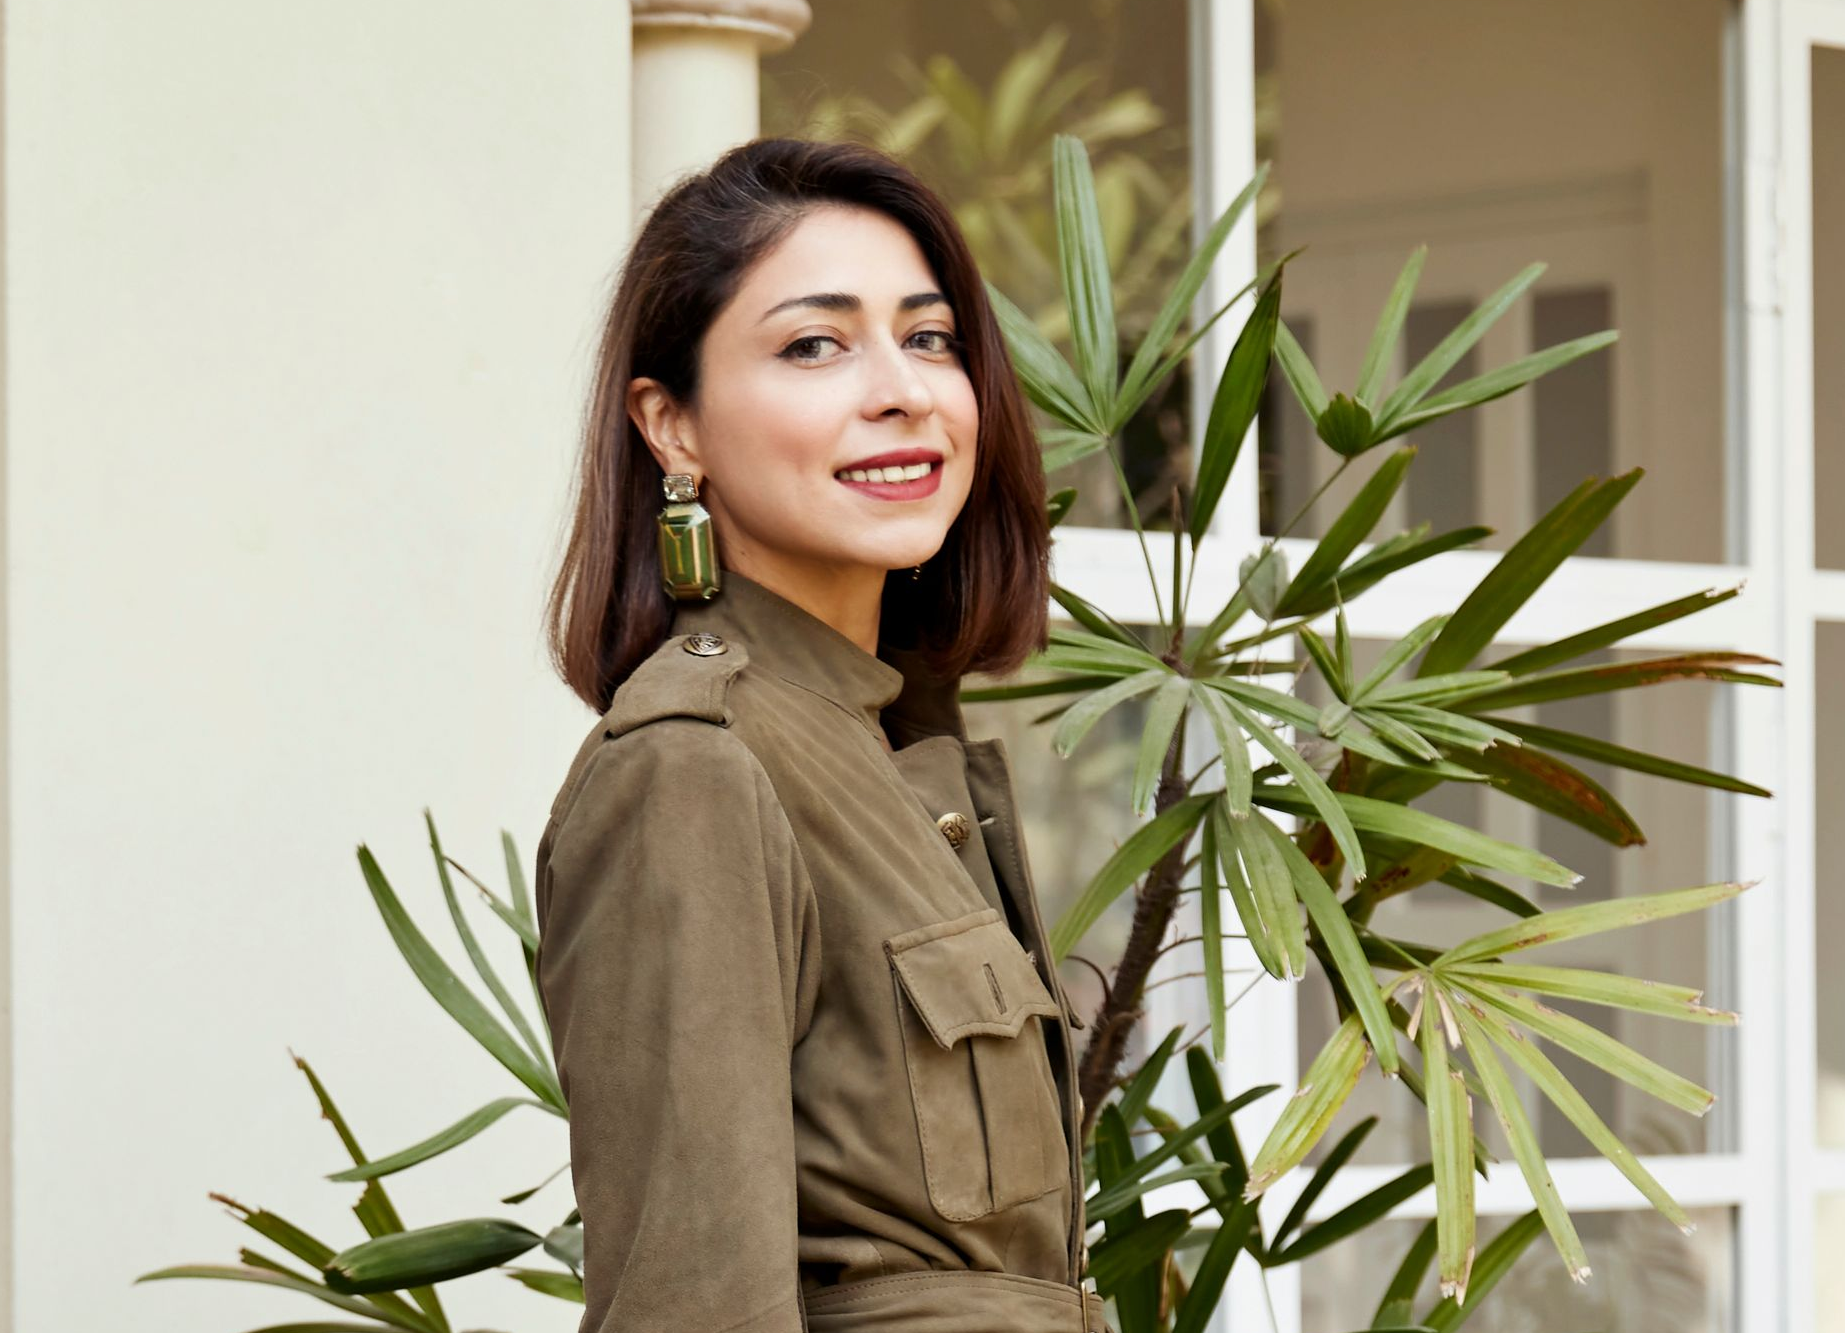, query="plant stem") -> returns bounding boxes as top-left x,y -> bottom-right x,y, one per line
1104,435 -> 1168,635
1075,461 -> 1357,1136
1076,707 -> 1192,1136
